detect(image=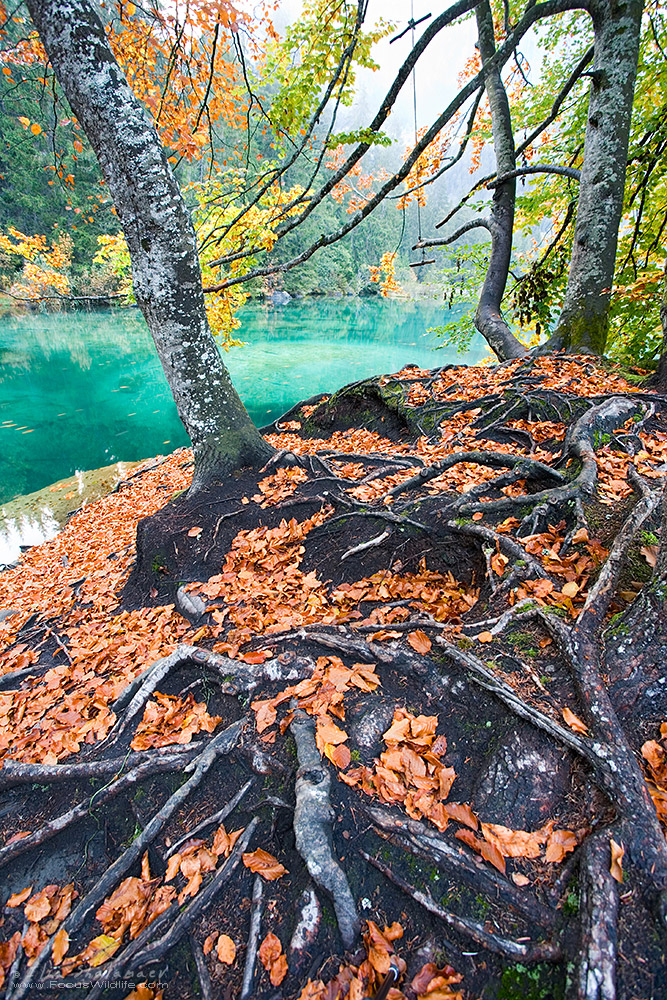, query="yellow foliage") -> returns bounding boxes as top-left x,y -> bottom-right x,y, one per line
369,251 -> 402,297
0,227 -> 72,299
